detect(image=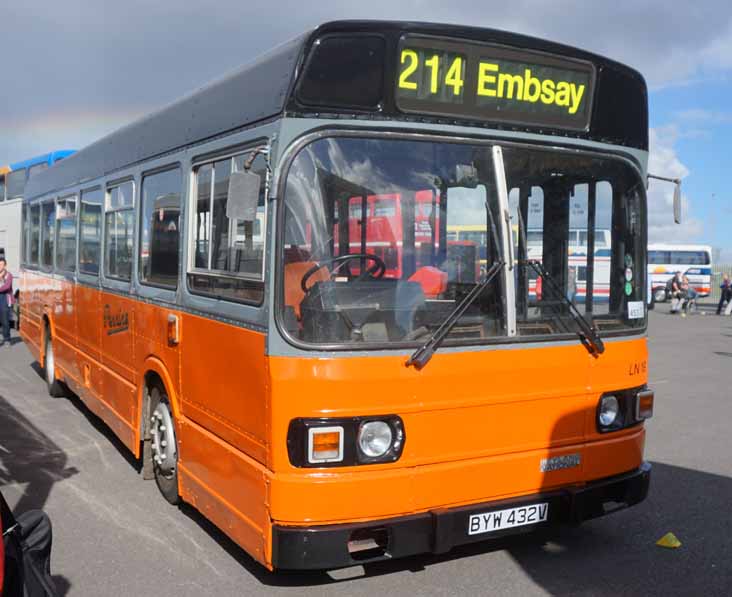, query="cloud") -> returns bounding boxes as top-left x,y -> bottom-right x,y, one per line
2,1 -> 732,167
674,108 -> 732,124
647,126 -> 703,243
